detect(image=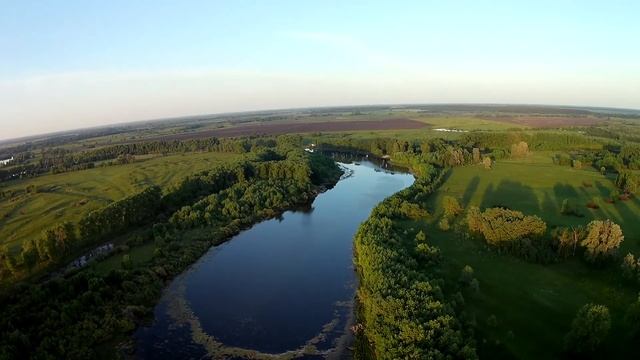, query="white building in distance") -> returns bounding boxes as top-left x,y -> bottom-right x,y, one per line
0,156 -> 14,166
